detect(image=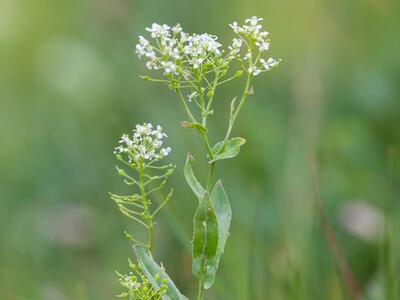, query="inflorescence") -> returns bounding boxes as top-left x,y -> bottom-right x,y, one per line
116,259 -> 168,299
114,123 -> 171,164
135,16 -> 280,79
